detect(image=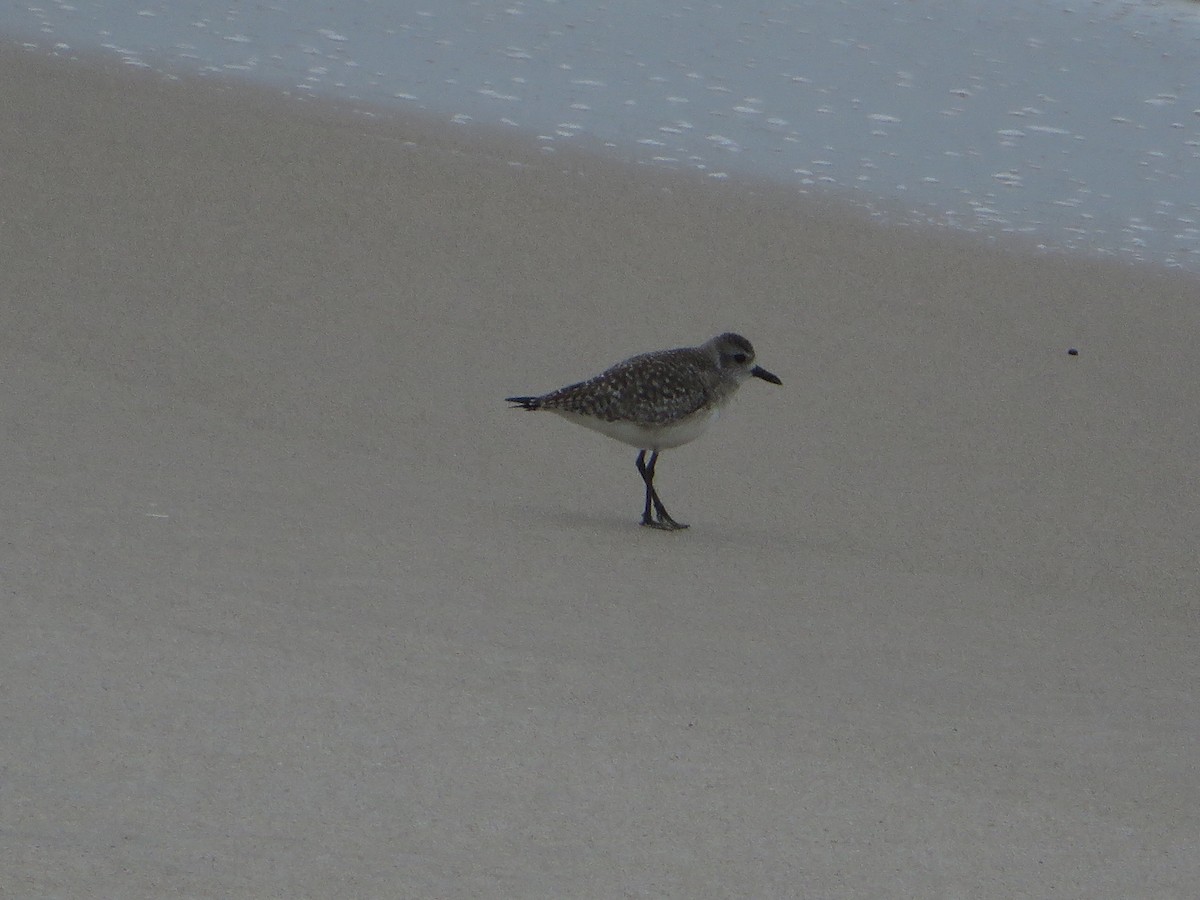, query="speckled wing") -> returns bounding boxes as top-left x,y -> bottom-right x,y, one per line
540,349 -> 712,425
